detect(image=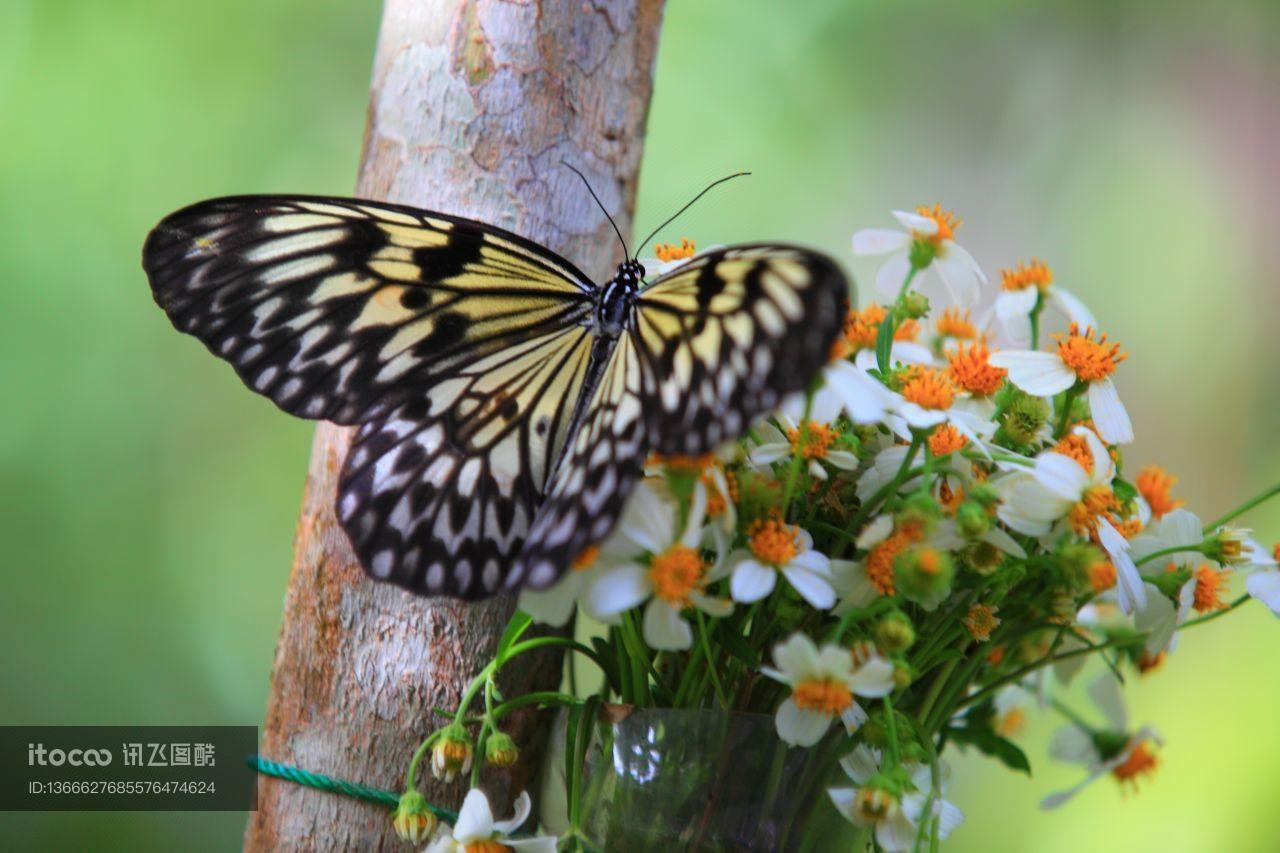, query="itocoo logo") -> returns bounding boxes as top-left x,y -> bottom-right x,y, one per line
27,743 -> 112,766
